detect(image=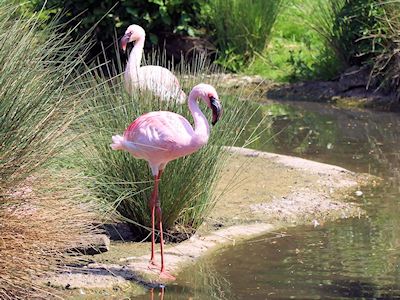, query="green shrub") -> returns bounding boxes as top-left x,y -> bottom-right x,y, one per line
29,0 -> 210,63
332,0 -> 385,66
306,0 -> 400,97
209,0 -> 283,72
